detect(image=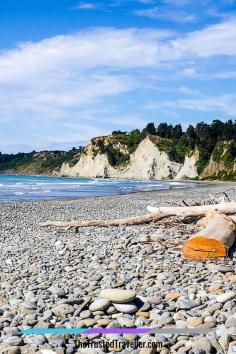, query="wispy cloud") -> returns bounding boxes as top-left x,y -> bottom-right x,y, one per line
135,7 -> 197,23
73,2 -> 100,10
134,0 -> 235,23
161,94 -> 236,116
